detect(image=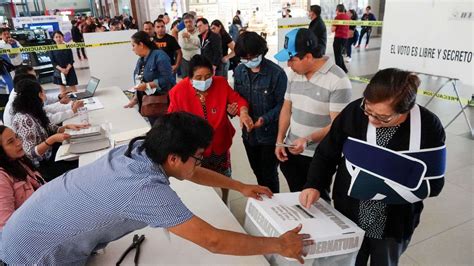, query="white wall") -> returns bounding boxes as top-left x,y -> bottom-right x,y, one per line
84,30 -> 137,89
